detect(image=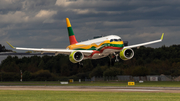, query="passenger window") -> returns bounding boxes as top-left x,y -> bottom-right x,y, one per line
118,39 -> 122,41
